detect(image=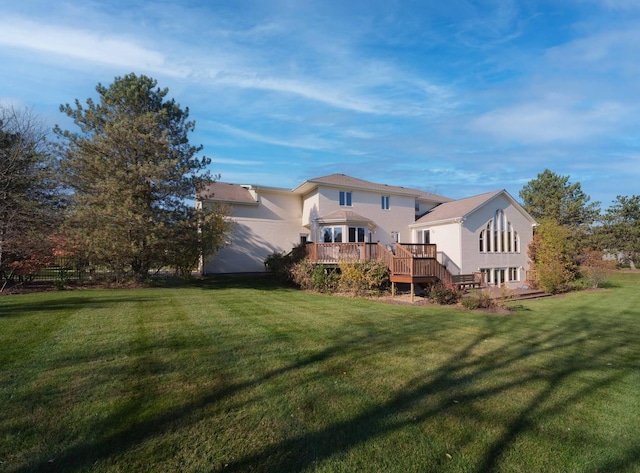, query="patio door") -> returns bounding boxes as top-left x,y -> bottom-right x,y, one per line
348,226 -> 366,242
